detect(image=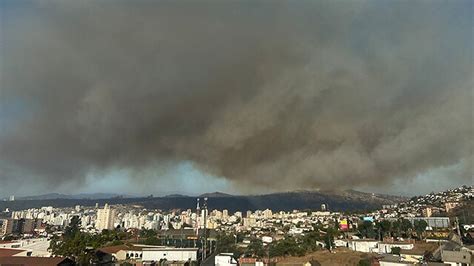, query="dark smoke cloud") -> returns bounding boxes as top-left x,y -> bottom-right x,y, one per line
0,0 -> 472,195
